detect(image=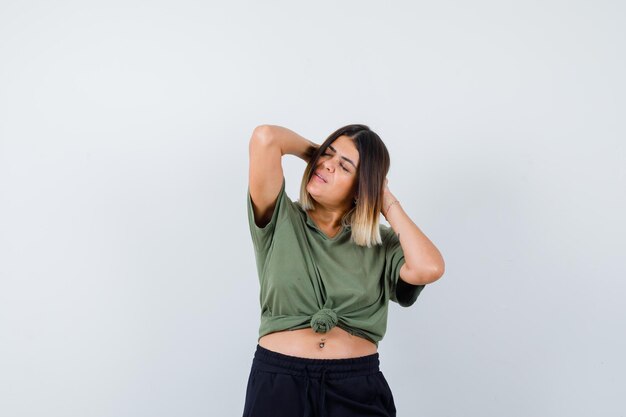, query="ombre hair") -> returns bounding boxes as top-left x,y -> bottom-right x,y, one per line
297,124 -> 390,248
